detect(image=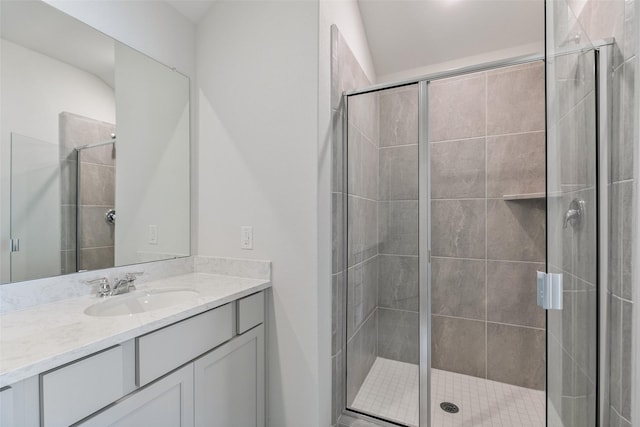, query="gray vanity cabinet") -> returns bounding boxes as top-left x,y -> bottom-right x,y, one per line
77,364 -> 194,427
194,324 -> 265,426
0,291 -> 266,427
